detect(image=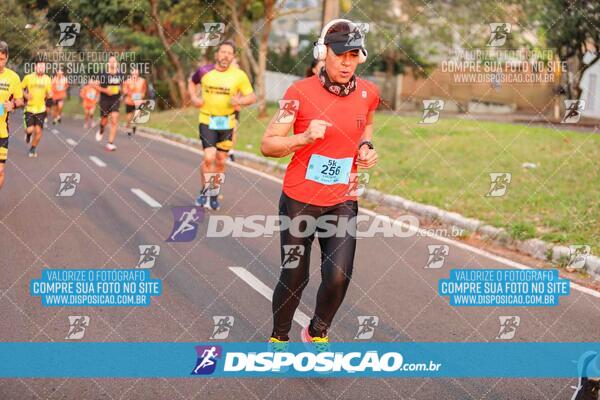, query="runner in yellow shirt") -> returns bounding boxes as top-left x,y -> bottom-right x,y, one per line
188,40 -> 256,210
0,41 -> 24,191
229,56 -> 241,162
21,59 -> 52,158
